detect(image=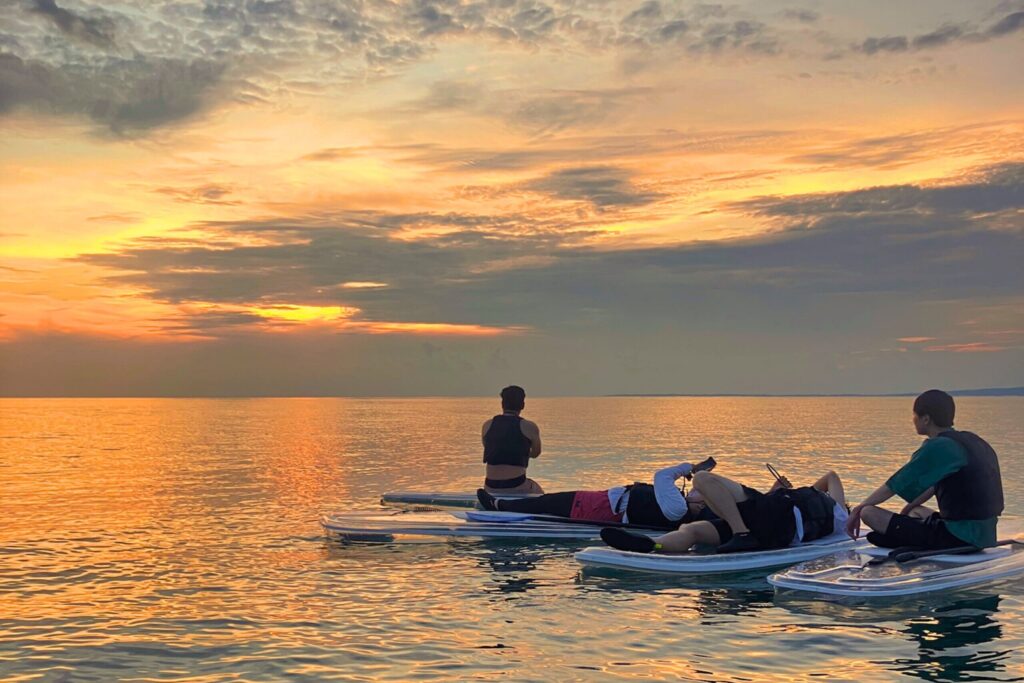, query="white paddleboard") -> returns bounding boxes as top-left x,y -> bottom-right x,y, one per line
769,542 -> 1024,597
380,491 -> 539,508
320,510 -> 662,541
575,533 -> 862,574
